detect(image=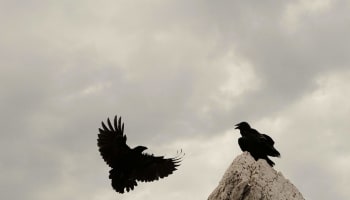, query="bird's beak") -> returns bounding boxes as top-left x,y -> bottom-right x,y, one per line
234,123 -> 239,129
